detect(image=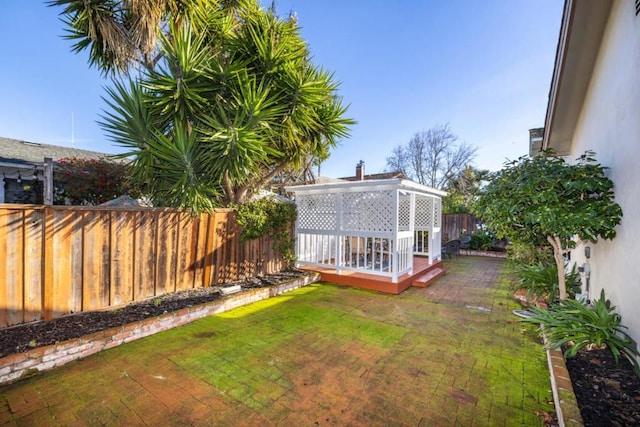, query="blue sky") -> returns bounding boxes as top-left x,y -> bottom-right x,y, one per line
0,1 -> 562,177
